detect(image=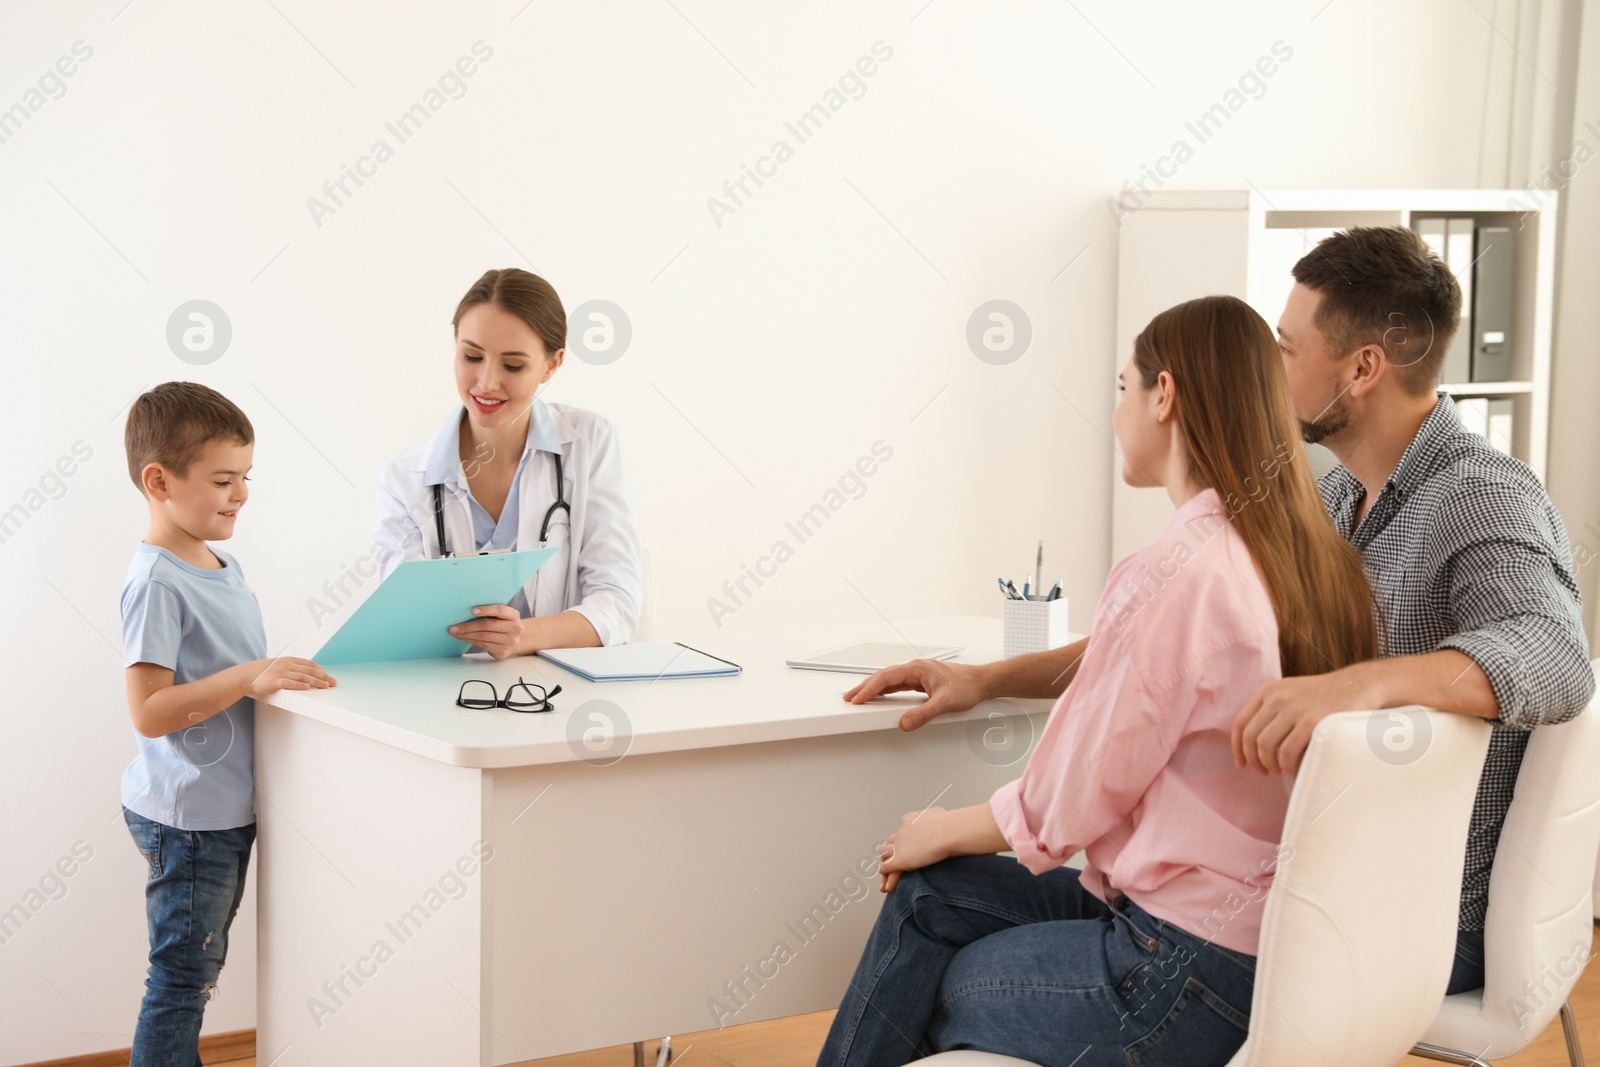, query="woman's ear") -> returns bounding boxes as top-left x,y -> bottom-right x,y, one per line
1154,370 -> 1178,423
542,347 -> 565,383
